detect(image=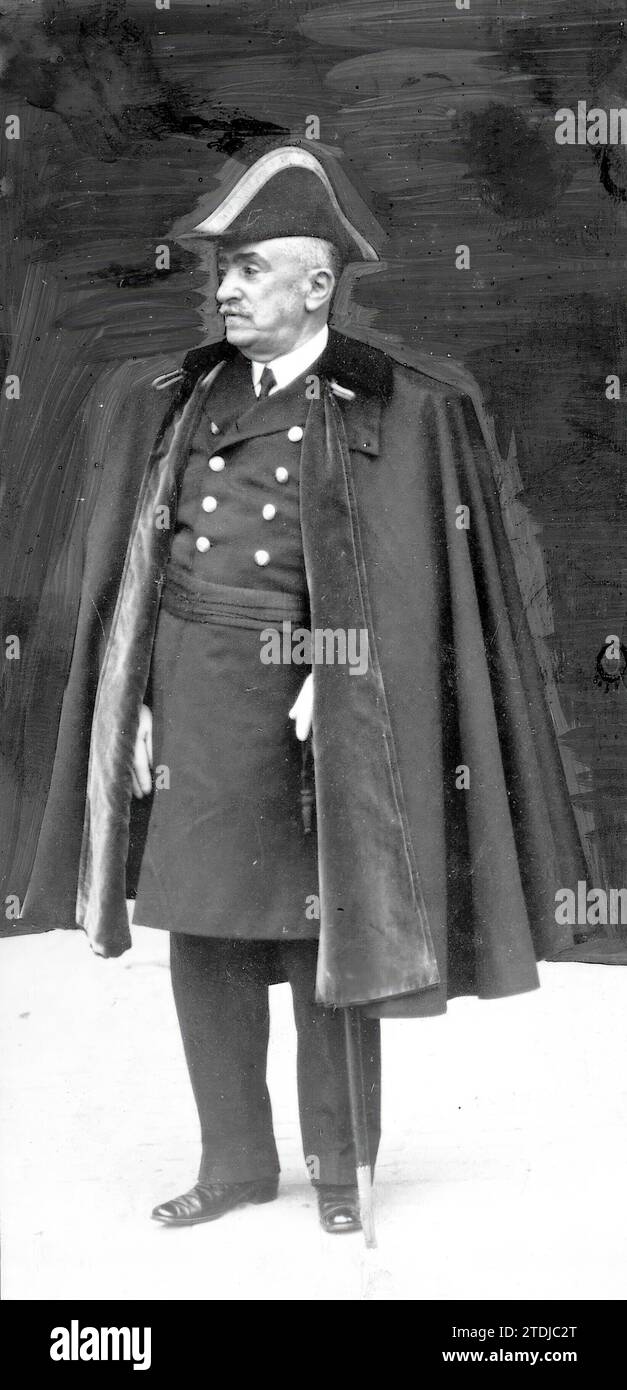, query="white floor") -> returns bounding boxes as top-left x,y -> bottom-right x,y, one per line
1,927 -> 626,1301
